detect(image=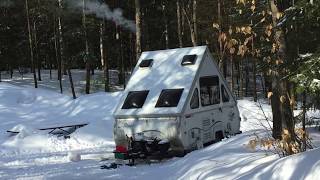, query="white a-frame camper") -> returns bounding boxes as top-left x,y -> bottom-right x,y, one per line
113,46 -> 241,158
